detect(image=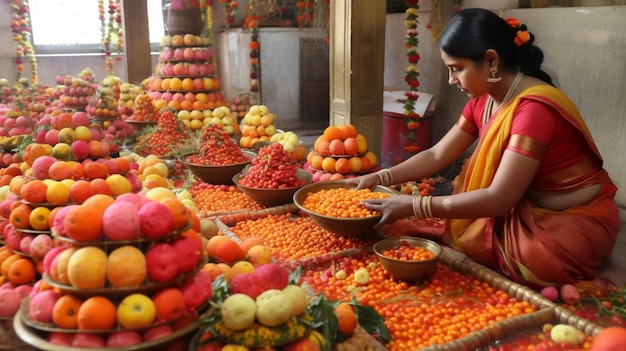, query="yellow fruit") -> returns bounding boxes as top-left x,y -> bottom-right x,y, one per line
105,174 -> 132,197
